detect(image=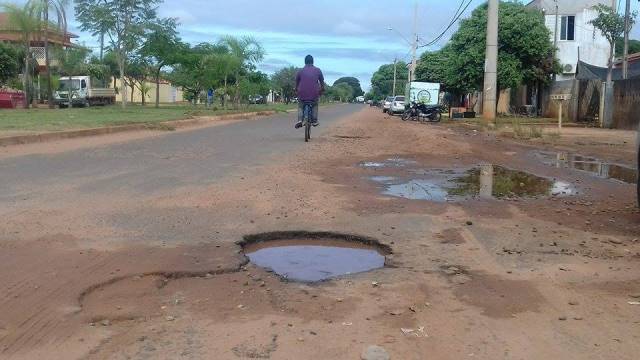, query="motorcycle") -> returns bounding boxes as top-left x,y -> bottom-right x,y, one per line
401,101 -> 442,123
